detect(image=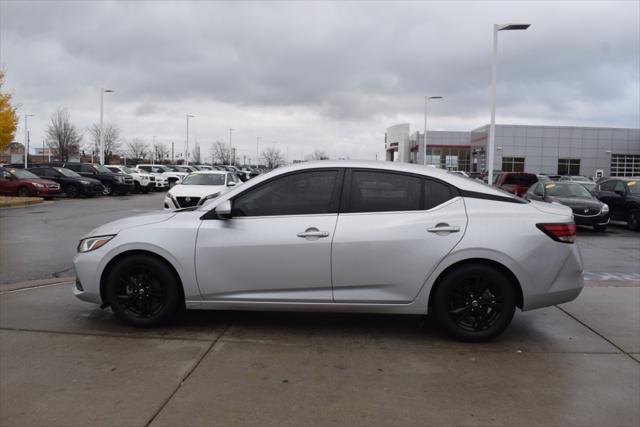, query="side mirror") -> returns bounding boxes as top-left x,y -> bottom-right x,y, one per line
227,181 -> 236,187
213,199 -> 232,220
614,190 -> 626,197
